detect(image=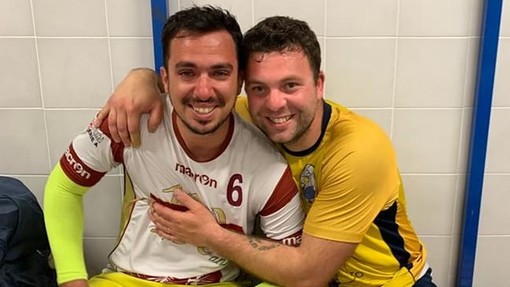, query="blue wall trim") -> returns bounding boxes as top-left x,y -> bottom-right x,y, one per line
150,0 -> 168,70
457,0 -> 503,286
